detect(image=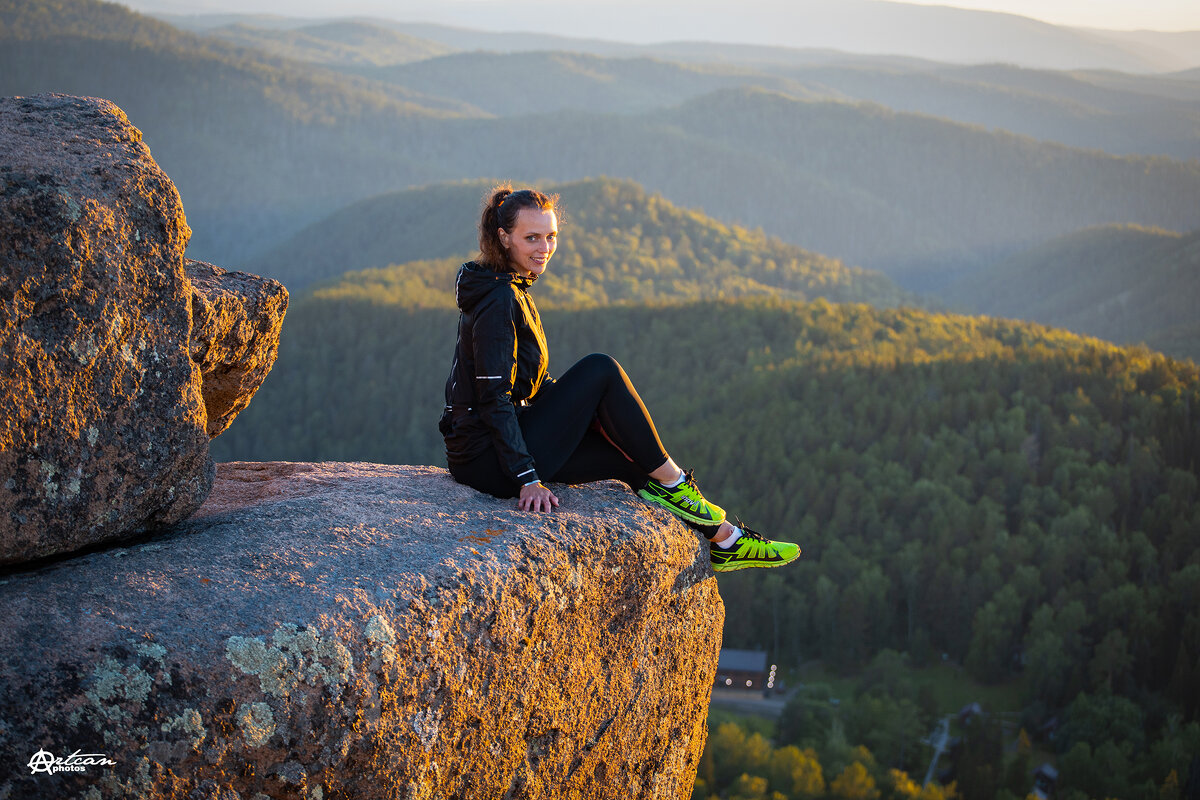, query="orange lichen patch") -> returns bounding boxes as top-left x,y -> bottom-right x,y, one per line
457,533 -> 492,545
457,527 -> 507,545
